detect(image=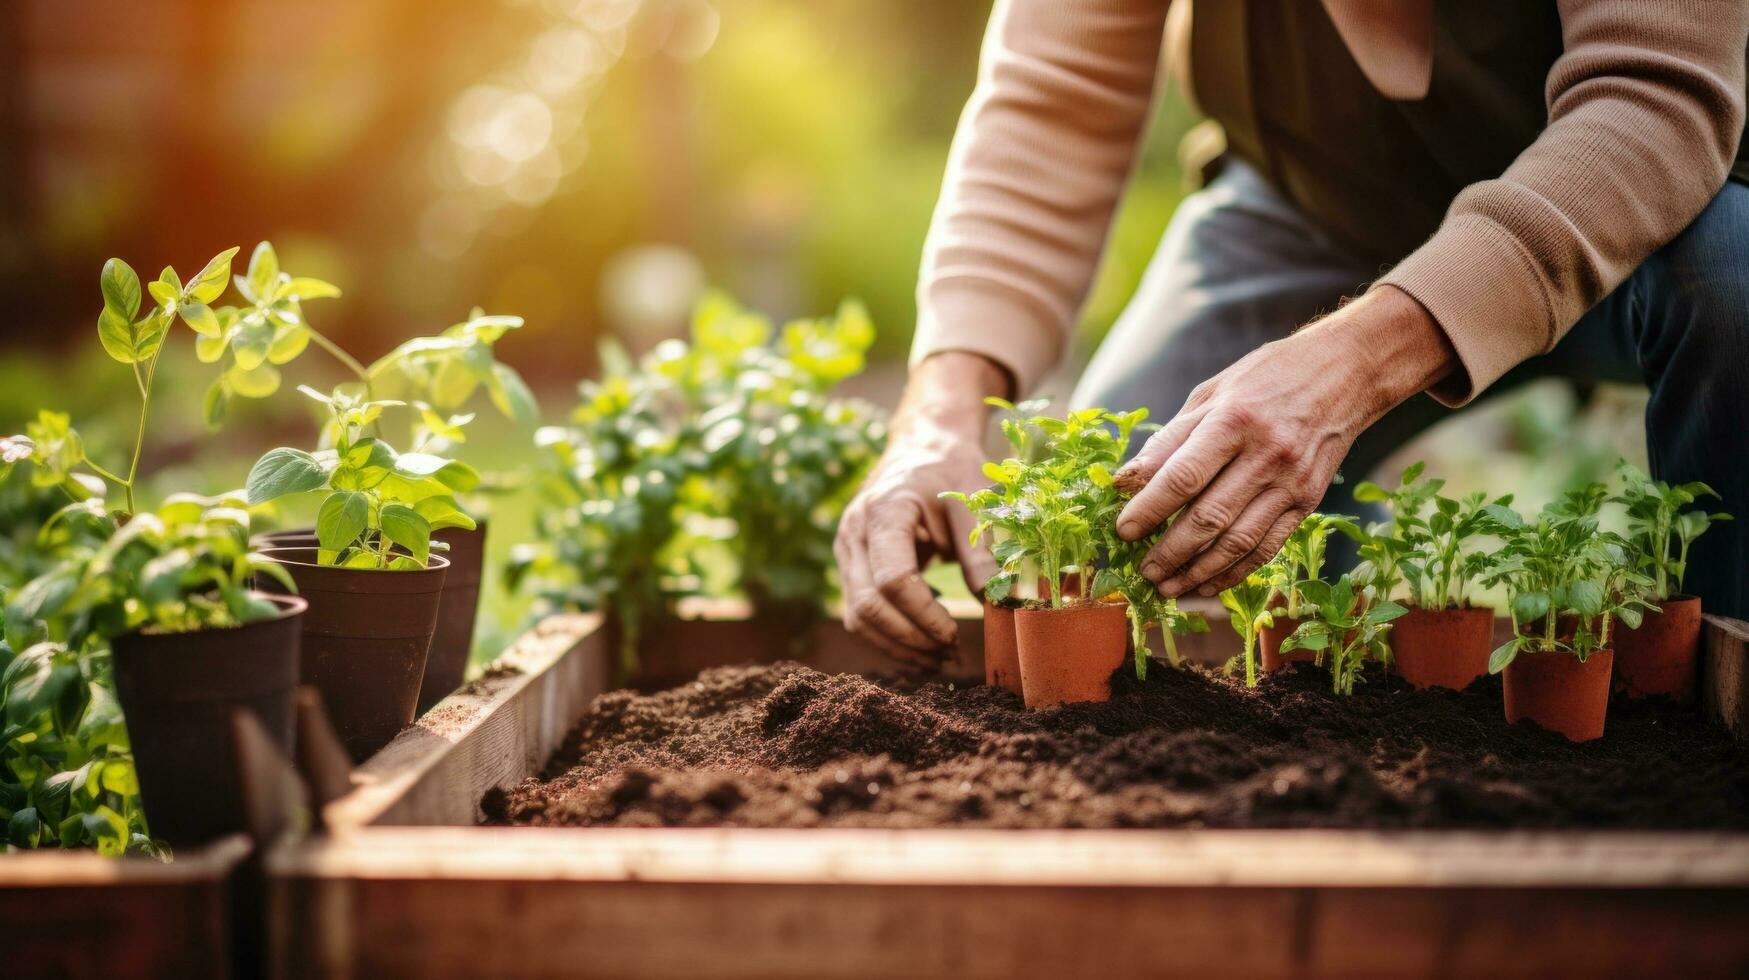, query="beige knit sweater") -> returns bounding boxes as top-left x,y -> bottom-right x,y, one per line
911,0 -> 1748,405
